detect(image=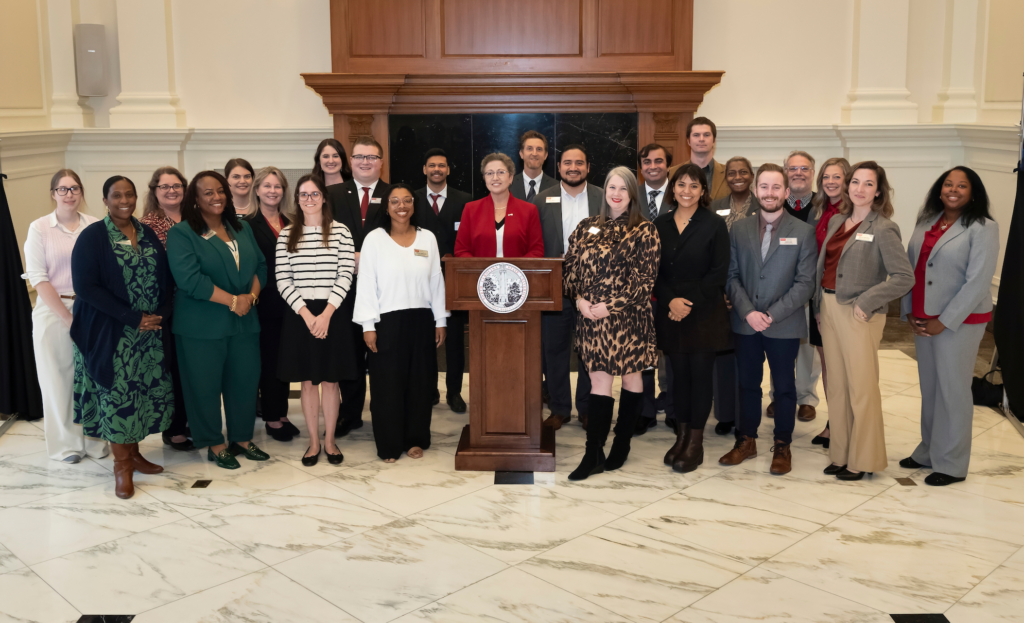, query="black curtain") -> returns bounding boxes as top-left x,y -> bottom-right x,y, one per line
0,174 -> 44,420
994,165 -> 1024,422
